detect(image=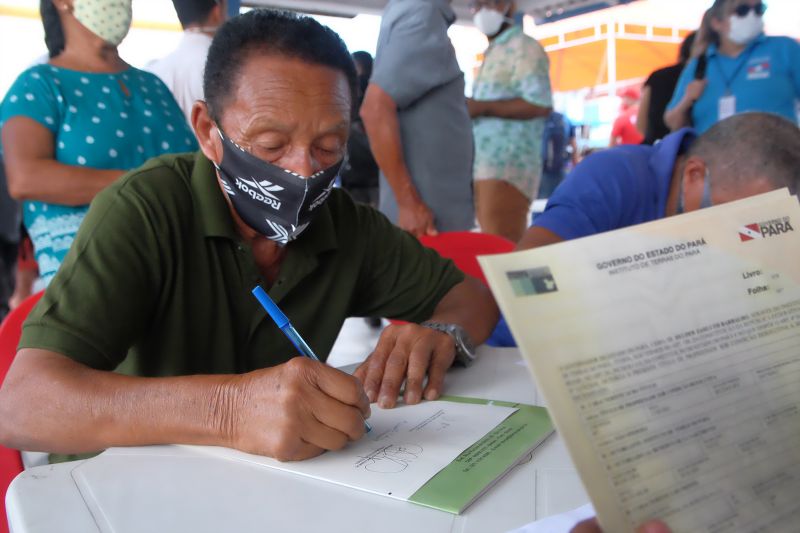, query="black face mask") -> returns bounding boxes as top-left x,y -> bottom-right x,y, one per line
213,128 -> 343,245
